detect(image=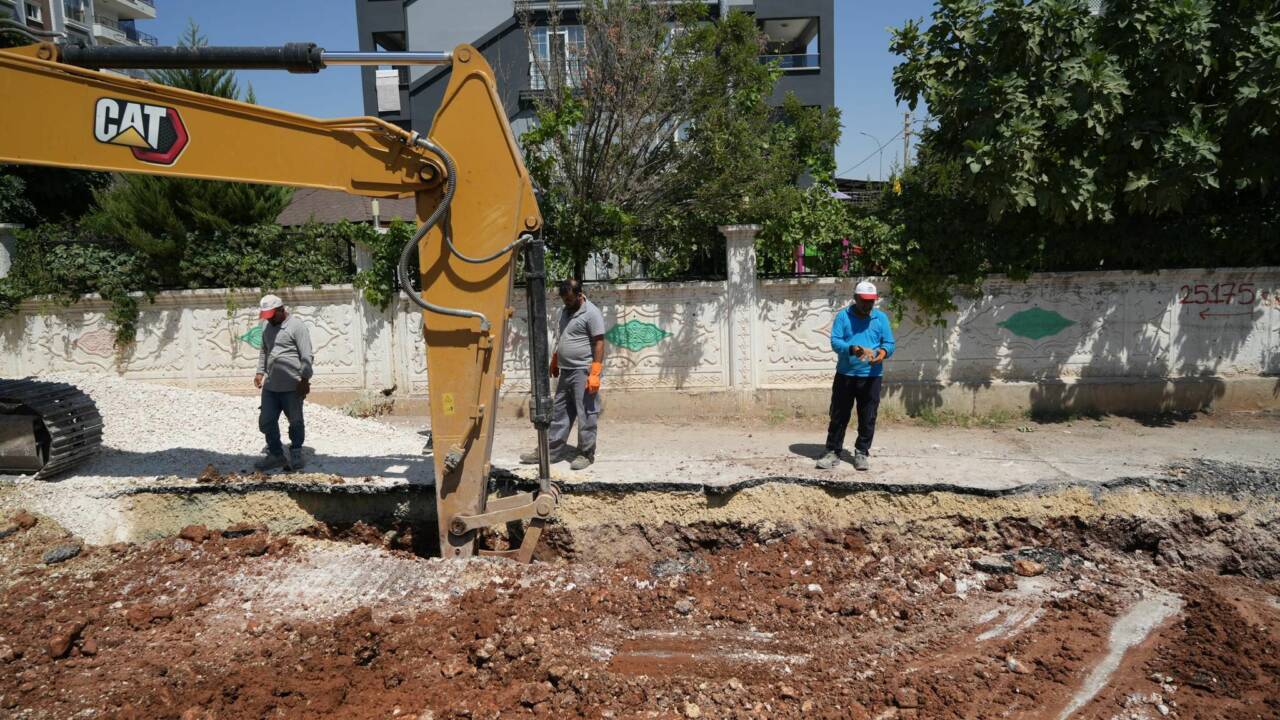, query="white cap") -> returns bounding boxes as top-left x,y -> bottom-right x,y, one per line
854,281 -> 878,300
258,294 -> 284,319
